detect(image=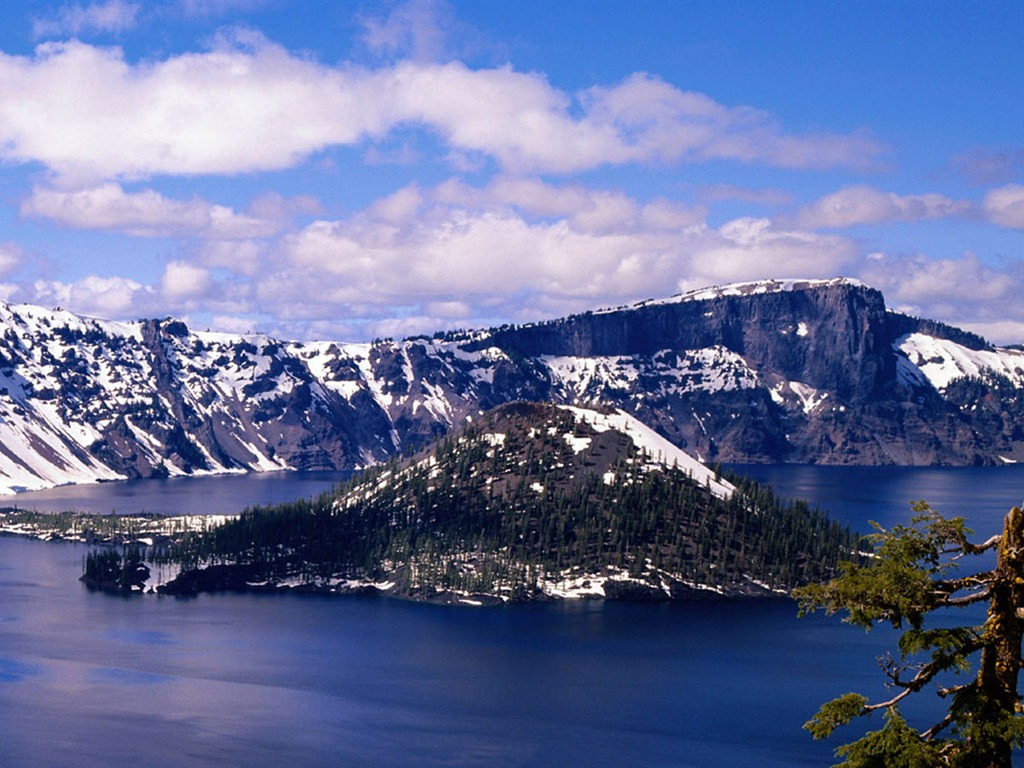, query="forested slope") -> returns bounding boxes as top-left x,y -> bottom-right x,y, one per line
157,403 -> 857,602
